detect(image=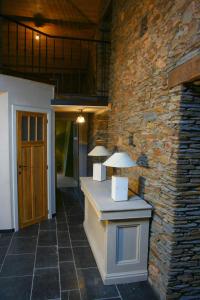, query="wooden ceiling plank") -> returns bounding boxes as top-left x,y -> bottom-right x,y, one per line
68,0 -> 96,25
